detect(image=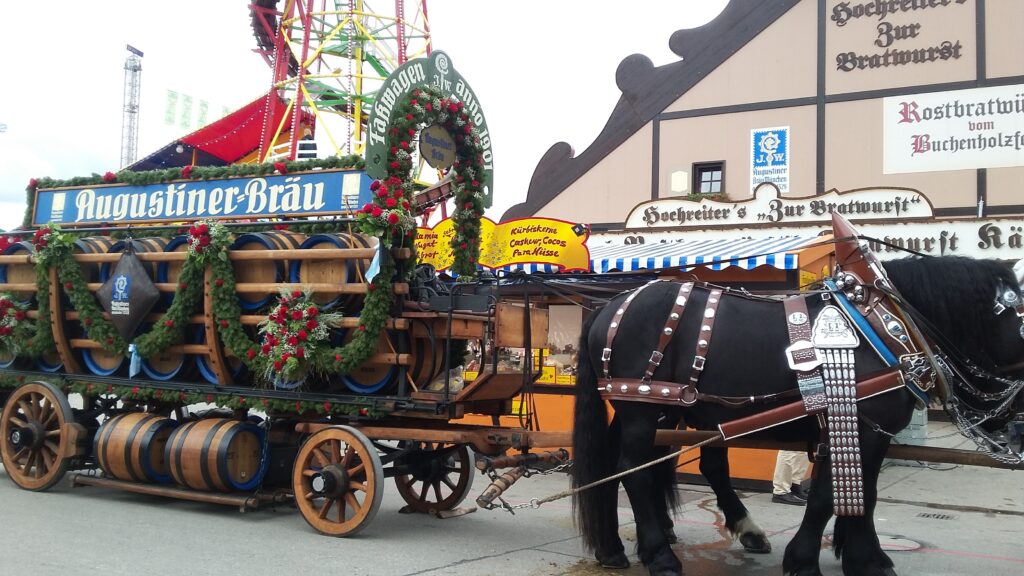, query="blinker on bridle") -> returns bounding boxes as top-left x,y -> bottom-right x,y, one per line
992,287 -> 1024,341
